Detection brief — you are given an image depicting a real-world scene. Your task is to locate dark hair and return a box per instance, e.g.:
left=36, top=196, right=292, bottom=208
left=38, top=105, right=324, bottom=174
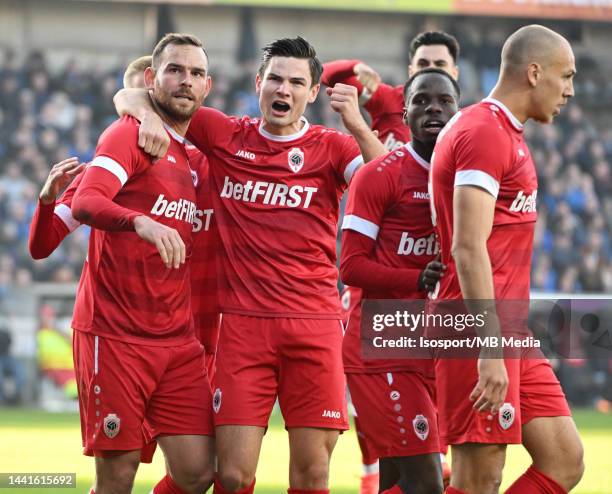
left=403, top=68, right=461, bottom=101
left=258, top=36, right=323, bottom=86
left=152, top=33, right=208, bottom=70
left=409, top=31, right=460, bottom=64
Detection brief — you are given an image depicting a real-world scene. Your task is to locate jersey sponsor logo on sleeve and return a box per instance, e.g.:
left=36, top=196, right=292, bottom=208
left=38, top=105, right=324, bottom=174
left=220, top=176, right=318, bottom=209
left=397, top=232, right=439, bottom=256
left=150, top=194, right=197, bottom=224
left=235, top=149, right=256, bottom=160
left=382, top=132, right=405, bottom=151
left=509, top=190, right=537, bottom=213
left=412, top=414, right=429, bottom=441
left=192, top=208, right=214, bottom=233
left=288, top=147, right=305, bottom=173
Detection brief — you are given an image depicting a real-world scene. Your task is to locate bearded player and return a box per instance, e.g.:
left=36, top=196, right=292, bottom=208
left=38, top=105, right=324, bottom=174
left=115, top=36, right=385, bottom=494
left=429, top=25, right=583, bottom=494
left=70, top=34, right=215, bottom=494
left=341, top=69, right=458, bottom=494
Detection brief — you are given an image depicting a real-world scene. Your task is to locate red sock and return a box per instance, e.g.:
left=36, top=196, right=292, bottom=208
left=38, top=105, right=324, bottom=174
left=445, top=488, right=468, bottom=494
left=89, top=490, right=95, bottom=494
left=213, top=476, right=255, bottom=494
left=380, top=485, right=403, bottom=494
left=153, top=474, right=189, bottom=494
left=505, top=465, right=567, bottom=494
left=287, top=490, right=329, bottom=494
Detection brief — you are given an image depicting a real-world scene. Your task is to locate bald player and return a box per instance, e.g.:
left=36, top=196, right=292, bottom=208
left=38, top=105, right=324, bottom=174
left=429, top=25, right=584, bottom=494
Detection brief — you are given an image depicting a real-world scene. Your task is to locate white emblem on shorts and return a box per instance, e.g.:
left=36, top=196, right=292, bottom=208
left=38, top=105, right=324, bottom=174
left=412, top=414, right=429, bottom=441
left=288, top=148, right=304, bottom=173
left=213, top=388, right=222, bottom=414
left=103, top=413, right=121, bottom=438
left=390, top=390, right=400, bottom=401
left=94, top=385, right=101, bottom=394
left=498, top=403, right=515, bottom=430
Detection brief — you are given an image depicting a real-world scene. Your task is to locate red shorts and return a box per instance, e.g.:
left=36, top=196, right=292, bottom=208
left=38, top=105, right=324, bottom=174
left=213, top=314, right=348, bottom=430
left=435, top=350, right=571, bottom=446
left=74, top=331, right=214, bottom=456
left=347, top=371, right=441, bottom=458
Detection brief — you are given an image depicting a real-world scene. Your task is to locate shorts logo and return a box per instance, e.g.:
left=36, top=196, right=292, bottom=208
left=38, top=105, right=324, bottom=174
left=103, top=413, right=121, bottom=438
left=412, top=414, right=429, bottom=441
left=213, top=388, right=222, bottom=414
left=322, top=409, right=341, bottom=419
left=499, top=403, right=515, bottom=430
left=288, top=148, right=304, bottom=173
left=390, top=391, right=400, bottom=401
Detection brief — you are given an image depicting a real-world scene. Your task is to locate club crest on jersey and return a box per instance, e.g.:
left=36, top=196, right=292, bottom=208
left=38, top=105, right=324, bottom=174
left=288, top=148, right=304, bottom=173
left=213, top=388, right=222, bottom=413
left=499, top=403, right=515, bottom=430
left=103, top=413, right=121, bottom=438
left=412, top=414, right=429, bottom=441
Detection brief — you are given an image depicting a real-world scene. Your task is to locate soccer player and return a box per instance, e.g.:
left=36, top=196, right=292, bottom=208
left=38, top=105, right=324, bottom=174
left=429, top=25, right=584, bottom=494
left=28, top=56, right=220, bottom=382
left=322, top=31, right=459, bottom=151
left=341, top=68, right=459, bottom=494
left=114, top=36, right=385, bottom=494
left=70, top=34, right=215, bottom=494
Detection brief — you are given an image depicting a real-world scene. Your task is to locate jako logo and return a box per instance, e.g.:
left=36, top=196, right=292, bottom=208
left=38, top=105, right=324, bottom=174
left=413, top=191, right=430, bottom=200
left=235, top=149, right=256, bottom=160
left=150, top=194, right=196, bottom=224
left=322, top=410, right=341, bottom=419
left=509, top=190, right=537, bottom=213
left=397, top=232, right=438, bottom=256
left=220, top=176, right=318, bottom=209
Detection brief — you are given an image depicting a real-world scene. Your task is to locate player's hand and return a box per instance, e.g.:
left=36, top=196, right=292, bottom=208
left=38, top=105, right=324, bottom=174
left=418, top=258, right=446, bottom=292
left=133, top=215, right=185, bottom=269
left=470, top=357, right=508, bottom=414
left=327, top=84, right=364, bottom=132
left=354, top=62, right=381, bottom=94
left=138, top=112, right=169, bottom=160
left=39, top=157, right=86, bottom=205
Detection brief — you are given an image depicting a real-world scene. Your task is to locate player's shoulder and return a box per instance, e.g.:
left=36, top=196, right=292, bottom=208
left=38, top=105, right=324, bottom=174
left=453, top=102, right=513, bottom=145
left=354, top=147, right=403, bottom=182
left=98, top=115, right=140, bottom=145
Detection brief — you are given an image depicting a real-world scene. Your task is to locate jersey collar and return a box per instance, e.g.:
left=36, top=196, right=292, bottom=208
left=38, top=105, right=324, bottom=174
left=258, top=117, right=310, bottom=142
left=406, top=142, right=430, bottom=171
left=163, top=122, right=194, bottom=146
left=482, top=97, right=524, bottom=132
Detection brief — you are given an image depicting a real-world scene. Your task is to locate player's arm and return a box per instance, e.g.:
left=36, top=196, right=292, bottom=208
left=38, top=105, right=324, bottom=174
left=113, top=88, right=169, bottom=159
left=322, top=59, right=365, bottom=92
left=452, top=126, right=511, bottom=414
left=29, top=158, right=85, bottom=259
left=327, top=83, right=386, bottom=162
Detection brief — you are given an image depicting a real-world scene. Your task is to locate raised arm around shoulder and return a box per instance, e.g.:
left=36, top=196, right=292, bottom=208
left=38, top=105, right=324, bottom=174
left=113, top=88, right=153, bottom=120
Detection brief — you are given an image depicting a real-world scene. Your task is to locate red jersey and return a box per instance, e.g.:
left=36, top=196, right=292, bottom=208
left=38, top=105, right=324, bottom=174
left=322, top=60, right=409, bottom=151
left=187, top=107, right=362, bottom=318
left=187, top=146, right=220, bottom=346
left=430, top=98, right=538, bottom=301
left=341, top=144, right=437, bottom=373
left=72, top=117, right=197, bottom=344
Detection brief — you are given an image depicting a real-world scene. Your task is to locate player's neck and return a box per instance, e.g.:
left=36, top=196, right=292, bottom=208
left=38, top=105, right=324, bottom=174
left=488, top=86, right=528, bottom=124
left=411, top=139, right=434, bottom=163
left=261, top=118, right=304, bottom=137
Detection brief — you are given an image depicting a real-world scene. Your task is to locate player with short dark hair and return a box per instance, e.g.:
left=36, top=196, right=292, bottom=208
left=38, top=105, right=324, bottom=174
left=69, top=34, right=215, bottom=494
left=429, top=25, right=584, bottom=494
left=340, top=68, right=458, bottom=494
left=114, top=35, right=385, bottom=494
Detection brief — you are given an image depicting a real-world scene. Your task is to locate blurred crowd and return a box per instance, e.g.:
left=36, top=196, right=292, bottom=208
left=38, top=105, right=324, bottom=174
left=0, top=26, right=610, bottom=300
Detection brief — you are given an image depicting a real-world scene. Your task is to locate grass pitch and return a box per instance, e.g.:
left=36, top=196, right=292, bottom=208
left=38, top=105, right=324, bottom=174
left=1, top=408, right=610, bottom=493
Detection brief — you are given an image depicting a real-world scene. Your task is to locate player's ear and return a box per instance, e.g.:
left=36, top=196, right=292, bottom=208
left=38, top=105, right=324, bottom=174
left=307, top=83, right=320, bottom=104
left=255, top=73, right=262, bottom=95
left=144, top=67, right=155, bottom=90
left=204, top=75, right=212, bottom=99
left=403, top=107, right=409, bottom=125
left=527, top=62, right=541, bottom=88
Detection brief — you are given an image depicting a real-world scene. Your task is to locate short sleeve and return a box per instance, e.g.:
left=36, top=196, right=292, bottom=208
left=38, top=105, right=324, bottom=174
left=341, top=155, right=397, bottom=240
left=187, top=107, right=236, bottom=153
left=453, top=123, right=513, bottom=198
left=90, top=117, right=148, bottom=186
left=363, top=83, right=403, bottom=119
left=328, top=131, right=363, bottom=186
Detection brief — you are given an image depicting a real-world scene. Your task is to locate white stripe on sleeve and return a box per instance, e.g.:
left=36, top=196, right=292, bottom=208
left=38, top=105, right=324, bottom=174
left=454, top=169, right=500, bottom=198
left=344, top=155, right=364, bottom=184
left=54, top=203, right=81, bottom=232
left=341, top=214, right=379, bottom=240
left=90, top=156, right=129, bottom=186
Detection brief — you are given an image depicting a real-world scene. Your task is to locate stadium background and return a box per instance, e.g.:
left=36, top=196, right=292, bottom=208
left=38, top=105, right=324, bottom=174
left=0, top=0, right=611, bottom=492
